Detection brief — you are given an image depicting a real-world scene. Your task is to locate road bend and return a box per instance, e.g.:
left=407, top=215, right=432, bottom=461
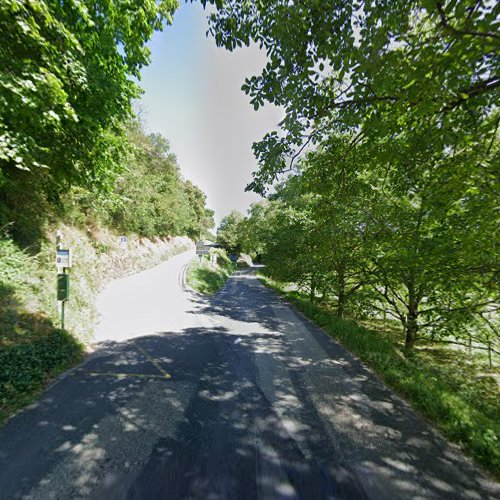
left=0, top=256, right=498, bottom=499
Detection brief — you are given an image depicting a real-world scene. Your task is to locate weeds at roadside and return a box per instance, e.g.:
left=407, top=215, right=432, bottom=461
left=186, top=251, right=236, bottom=295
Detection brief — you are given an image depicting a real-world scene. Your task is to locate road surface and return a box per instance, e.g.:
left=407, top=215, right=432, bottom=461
left=0, top=252, right=498, bottom=499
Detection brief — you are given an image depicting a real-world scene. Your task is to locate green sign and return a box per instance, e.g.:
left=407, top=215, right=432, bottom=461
left=57, top=273, right=70, bottom=301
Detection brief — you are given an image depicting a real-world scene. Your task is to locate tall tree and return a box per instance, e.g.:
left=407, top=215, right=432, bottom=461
left=217, top=210, right=245, bottom=253
left=1, top=0, right=178, bottom=194
left=200, top=0, right=499, bottom=193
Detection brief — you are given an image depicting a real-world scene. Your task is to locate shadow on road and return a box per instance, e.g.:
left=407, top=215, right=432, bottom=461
left=0, top=269, right=498, bottom=499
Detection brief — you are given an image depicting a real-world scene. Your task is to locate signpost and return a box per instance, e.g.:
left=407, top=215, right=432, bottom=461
left=55, top=232, right=71, bottom=329
left=196, top=240, right=209, bottom=265
left=56, top=248, right=71, bottom=268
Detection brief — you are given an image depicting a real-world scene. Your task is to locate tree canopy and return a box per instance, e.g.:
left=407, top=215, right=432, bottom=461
left=203, top=0, right=499, bottom=353
left=200, top=0, right=499, bottom=193
left=1, top=0, right=178, bottom=194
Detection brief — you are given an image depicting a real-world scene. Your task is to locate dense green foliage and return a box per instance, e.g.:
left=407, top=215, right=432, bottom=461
left=202, top=0, right=499, bottom=192
left=216, top=210, right=245, bottom=253
left=98, top=121, right=214, bottom=239
left=186, top=249, right=236, bottom=295
left=0, top=329, right=82, bottom=424
left=205, top=0, right=499, bottom=352
left=1, top=0, right=178, bottom=195
left=261, top=274, right=500, bottom=477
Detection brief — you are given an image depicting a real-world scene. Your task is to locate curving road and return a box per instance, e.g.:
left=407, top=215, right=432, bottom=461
left=0, top=254, right=498, bottom=499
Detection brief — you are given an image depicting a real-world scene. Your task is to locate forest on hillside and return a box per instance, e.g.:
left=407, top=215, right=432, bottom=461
left=1, top=0, right=213, bottom=246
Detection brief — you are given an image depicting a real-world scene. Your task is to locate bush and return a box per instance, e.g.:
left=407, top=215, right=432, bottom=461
left=211, top=247, right=232, bottom=266
left=186, top=253, right=236, bottom=295
left=0, top=329, right=83, bottom=422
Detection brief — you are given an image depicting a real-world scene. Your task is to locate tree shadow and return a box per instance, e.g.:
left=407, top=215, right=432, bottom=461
left=0, top=273, right=498, bottom=498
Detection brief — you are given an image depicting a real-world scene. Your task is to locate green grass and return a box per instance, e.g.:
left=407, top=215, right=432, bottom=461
left=186, top=253, right=236, bottom=295
left=259, top=273, right=500, bottom=479
left=0, top=237, right=84, bottom=424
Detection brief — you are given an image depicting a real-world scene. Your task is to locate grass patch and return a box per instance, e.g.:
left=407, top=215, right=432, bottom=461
left=259, top=273, right=500, bottom=479
left=0, top=236, right=84, bottom=425
left=186, top=251, right=236, bottom=295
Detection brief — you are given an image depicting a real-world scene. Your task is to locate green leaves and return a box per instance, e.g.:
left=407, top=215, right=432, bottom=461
left=0, top=0, right=178, bottom=195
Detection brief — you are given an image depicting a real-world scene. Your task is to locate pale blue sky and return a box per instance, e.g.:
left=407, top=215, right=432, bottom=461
left=138, top=2, right=283, bottom=226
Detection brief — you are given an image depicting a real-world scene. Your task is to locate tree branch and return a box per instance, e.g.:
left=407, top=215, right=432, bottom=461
left=436, top=2, right=500, bottom=40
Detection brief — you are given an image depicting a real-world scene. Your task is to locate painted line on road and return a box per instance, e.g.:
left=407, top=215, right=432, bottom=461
left=88, top=371, right=171, bottom=380
left=134, top=345, right=172, bottom=379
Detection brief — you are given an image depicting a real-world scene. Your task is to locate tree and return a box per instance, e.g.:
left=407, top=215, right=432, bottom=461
left=1, top=0, right=178, bottom=194
left=184, top=181, right=215, bottom=239
left=105, top=121, right=211, bottom=239
left=217, top=210, right=245, bottom=253
left=200, top=0, right=499, bottom=193
left=198, top=0, right=499, bottom=351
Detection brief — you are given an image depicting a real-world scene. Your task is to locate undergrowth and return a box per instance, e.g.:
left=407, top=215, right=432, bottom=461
left=186, top=249, right=236, bottom=295
left=259, top=274, right=500, bottom=479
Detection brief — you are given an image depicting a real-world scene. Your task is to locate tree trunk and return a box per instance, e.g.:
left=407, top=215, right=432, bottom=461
left=337, top=265, right=346, bottom=318
left=404, top=280, right=419, bottom=350
left=405, top=318, right=418, bottom=349
left=309, top=276, right=316, bottom=304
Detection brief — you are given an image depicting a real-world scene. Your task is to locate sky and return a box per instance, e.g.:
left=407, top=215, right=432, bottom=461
left=138, top=3, right=283, bottom=227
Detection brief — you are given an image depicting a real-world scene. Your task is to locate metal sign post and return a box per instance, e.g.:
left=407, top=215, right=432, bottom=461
left=57, top=272, right=70, bottom=329
left=196, top=240, right=209, bottom=266
left=56, top=231, right=71, bottom=329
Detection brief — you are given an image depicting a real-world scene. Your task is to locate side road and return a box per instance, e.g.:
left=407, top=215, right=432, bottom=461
left=0, top=267, right=497, bottom=499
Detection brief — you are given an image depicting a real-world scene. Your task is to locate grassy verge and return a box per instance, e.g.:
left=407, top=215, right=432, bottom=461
left=259, top=273, right=500, bottom=478
left=0, top=237, right=84, bottom=424
left=186, top=250, right=236, bottom=295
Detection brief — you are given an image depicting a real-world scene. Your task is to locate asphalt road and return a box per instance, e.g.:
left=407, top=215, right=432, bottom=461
left=0, top=259, right=498, bottom=499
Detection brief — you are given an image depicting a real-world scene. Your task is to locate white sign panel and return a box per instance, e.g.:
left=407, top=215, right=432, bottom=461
left=56, top=249, right=71, bottom=268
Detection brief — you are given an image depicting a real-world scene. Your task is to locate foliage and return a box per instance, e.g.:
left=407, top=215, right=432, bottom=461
left=0, top=329, right=83, bottom=424
left=0, top=234, right=85, bottom=423
left=0, top=235, right=37, bottom=301
left=105, top=121, right=213, bottom=239
left=202, top=0, right=499, bottom=352
left=186, top=250, right=236, bottom=295
left=260, top=274, right=500, bottom=477
left=0, top=0, right=178, bottom=195
left=201, top=0, right=499, bottom=193
left=223, top=140, right=499, bottom=355
left=216, top=209, right=245, bottom=253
